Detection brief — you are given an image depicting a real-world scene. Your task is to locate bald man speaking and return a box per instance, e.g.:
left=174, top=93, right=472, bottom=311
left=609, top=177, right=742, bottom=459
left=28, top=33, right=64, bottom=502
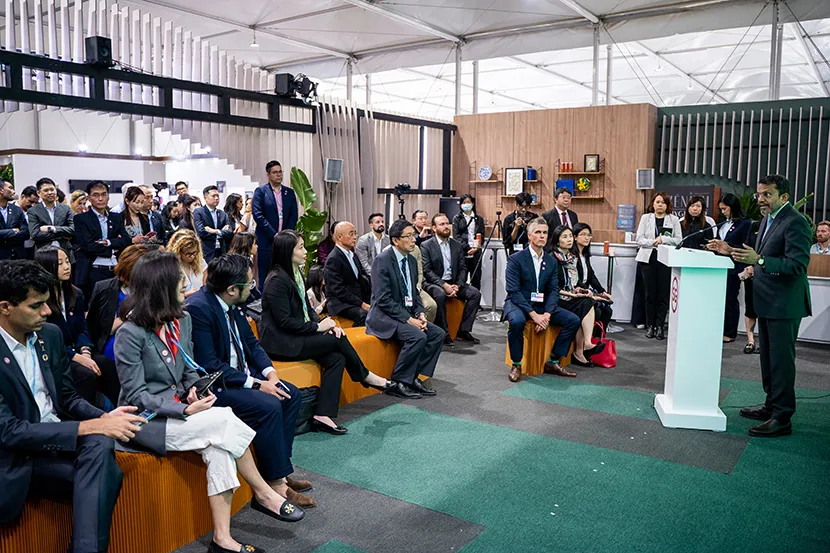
left=324, top=221, right=373, bottom=326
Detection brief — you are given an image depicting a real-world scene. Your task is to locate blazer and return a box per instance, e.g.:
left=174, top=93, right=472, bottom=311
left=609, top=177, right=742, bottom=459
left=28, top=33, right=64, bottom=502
left=451, top=212, right=485, bottom=248
left=252, top=183, right=299, bottom=247
left=324, top=245, right=371, bottom=316
left=366, top=247, right=424, bottom=340
left=148, top=210, right=166, bottom=244
left=635, top=213, right=683, bottom=263
left=0, top=202, right=29, bottom=260
left=259, top=269, right=320, bottom=358
left=73, top=209, right=130, bottom=287
left=574, top=250, right=606, bottom=294
left=504, top=247, right=560, bottom=316
left=47, top=290, right=94, bottom=362
left=355, top=231, right=391, bottom=276
left=715, top=218, right=753, bottom=274
left=87, top=277, right=122, bottom=354
left=185, top=287, right=273, bottom=388
left=194, top=206, right=233, bottom=261
left=27, top=202, right=75, bottom=262
left=421, top=236, right=468, bottom=287
left=680, top=219, right=713, bottom=251
left=0, top=323, right=104, bottom=522
left=752, top=203, right=812, bottom=320
left=114, top=313, right=200, bottom=456
left=542, top=208, right=578, bottom=250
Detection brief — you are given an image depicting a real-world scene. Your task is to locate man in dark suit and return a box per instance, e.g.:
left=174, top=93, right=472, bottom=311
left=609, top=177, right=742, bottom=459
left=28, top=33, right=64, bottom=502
left=543, top=187, right=578, bottom=250
left=0, top=260, right=145, bottom=553
left=253, top=160, right=299, bottom=281
left=710, top=175, right=812, bottom=438
left=325, top=221, right=372, bottom=327
left=186, top=254, right=315, bottom=508
left=74, top=181, right=132, bottom=301
left=366, top=219, right=445, bottom=399
left=139, top=185, right=166, bottom=244
left=27, top=177, right=75, bottom=261
left=194, top=185, right=234, bottom=263
left=421, top=213, right=481, bottom=345
left=503, top=217, right=581, bottom=382
left=0, top=179, right=28, bottom=260
left=16, top=186, right=40, bottom=260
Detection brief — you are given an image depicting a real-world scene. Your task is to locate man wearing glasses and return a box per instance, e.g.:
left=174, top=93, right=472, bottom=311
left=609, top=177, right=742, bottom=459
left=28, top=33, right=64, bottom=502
left=366, top=219, right=445, bottom=399
left=708, top=175, right=812, bottom=438
left=502, top=192, right=537, bottom=256
left=185, top=254, right=316, bottom=508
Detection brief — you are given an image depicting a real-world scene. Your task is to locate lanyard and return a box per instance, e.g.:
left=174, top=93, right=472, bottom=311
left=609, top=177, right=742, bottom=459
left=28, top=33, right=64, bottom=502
left=166, top=322, right=208, bottom=375
left=226, top=311, right=247, bottom=370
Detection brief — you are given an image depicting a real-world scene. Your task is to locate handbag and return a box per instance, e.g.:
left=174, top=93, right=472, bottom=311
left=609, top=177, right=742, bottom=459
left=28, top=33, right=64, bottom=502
left=590, top=322, right=617, bottom=368
left=294, top=386, right=320, bottom=435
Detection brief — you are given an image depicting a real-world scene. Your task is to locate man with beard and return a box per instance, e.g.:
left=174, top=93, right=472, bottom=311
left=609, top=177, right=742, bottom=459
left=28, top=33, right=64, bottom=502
left=355, top=212, right=390, bottom=276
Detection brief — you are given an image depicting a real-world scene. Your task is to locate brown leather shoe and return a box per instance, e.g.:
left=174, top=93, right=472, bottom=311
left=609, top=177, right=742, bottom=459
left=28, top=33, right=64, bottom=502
left=286, top=487, right=317, bottom=509
left=285, top=476, right=312, bottom=493
left=544, top=361, right=576, bottom=377
left=509, top=363, right=521, bottom=382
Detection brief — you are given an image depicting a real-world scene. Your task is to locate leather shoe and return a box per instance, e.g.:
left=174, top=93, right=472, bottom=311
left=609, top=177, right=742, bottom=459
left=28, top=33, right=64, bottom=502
left=285, top=476, right=312, bottom=493
left=570, top=356, right=595, bottom=368
left=656, top=326, right=665, bottom=340
left=544, top=361, right=576, bottom=377
left=384, top=381, right=422, bottom=399
left=443, top=335, right=455, bottom=347
left=456, top=331, right=480, bottom=344
left=509, top=363, right=521, bottom=382
left=207, top=540, right=265, bottom=553
left=748, top=418, right=792, bottom=437
left=739, top=405, right=773, bottom=421
left=361, top=379, right=395, bottom=393
left=645, top=326, right=655, bottom=339
left=286, top=487, right=317, bottom=509
left=584, top=342, right=606, bottom=358
left=410, top=378, right=437, bottom=396
left=250, top=496, right=305, bottom=522
left=310, top=419, right=348, bottom=435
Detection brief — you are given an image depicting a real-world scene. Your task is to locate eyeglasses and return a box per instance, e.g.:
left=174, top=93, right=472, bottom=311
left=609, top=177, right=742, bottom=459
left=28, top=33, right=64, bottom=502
left=578, top=233, right=593, bottom=238
left=234, top=279, right=257, bottom=288
left=399, top=232, right=416, bottom=239
left=753, top=192, right=777, bottom=200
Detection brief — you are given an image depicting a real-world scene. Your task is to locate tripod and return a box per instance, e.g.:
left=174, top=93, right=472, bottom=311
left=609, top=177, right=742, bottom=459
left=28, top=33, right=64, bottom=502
left=396, top=193, right=407, bottom=220
left=476, top=210, right=504, bottom=322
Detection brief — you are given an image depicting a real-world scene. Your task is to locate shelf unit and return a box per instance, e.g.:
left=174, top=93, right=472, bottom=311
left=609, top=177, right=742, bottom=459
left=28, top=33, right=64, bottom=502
left=498, top=167, right=545, bottom=210
left=555, top=158, right=606, bottom=200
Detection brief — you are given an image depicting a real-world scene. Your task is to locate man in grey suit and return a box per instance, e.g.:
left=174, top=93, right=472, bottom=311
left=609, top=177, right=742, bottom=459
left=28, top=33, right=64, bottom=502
left=355, top=212, right=390, bottom=276
left=710, top=175, right=812, bottom=438
left=26, top=177, right=75, bottom=262
left=366, top=219, right=445, bottom=399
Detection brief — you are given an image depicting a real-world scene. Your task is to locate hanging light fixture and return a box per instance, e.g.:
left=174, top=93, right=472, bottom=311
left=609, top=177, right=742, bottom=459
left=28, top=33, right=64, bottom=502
left=250, top=30, right=259, bottom=48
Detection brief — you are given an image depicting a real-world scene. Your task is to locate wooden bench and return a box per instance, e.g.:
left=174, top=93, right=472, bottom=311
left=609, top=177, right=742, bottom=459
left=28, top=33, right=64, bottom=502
left=0, top=452, right=253, bottom=553
left=445, top=297, right=464, bottom=340
left=503, top=321, right=572, bottom=376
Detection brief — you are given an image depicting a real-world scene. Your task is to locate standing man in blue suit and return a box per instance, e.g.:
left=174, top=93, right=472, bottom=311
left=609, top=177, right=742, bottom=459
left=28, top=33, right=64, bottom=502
left=195, top=185, right=234, bottom=263
left=503, top=217, right=580, bottom=383
left=0, top=179, right=28, bottom=260
left=252, top=161, right=298, bottom=281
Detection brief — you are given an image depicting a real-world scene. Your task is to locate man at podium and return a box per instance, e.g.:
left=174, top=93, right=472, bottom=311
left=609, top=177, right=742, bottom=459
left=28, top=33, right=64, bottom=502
left=709, top=175, right=812, bottom=438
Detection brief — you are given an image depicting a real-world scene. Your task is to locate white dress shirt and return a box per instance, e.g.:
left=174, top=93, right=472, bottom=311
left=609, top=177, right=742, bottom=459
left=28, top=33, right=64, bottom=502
left=373, top=235, right=384, bottom=256
left=214, top=294, right=275, bottom=387
left=529, top=247, right=544, bottom=291
left=45, top=204, right=60, bottom=247
left=92, top=209, right=117, bottom=267
left=0, top=203, right=9, bottom=224
left=0, top=325, right=60, bottom=422
left=555, top=208, right=572, bottom=229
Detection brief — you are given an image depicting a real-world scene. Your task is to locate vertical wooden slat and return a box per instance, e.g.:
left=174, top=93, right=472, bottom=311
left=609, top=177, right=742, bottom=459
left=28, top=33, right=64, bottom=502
left=675, top=114, right=683, bottom=173
left=191, top=36, right=203, bottom=145
left=684, top=113, right=691, bottom=174
left=218, top=50, right=227, bottom=161
left=20, top=0, right=34, bottom=111
left=737, top=111, right=745, bottom=182
left=181, top=30, right=192, bottom=139
left=5, top=0, right=18, bottom=111
left=756, top=110, right=764, bottom=185
left=71, top=0, right=84, bottom=99
left=728, top=111, right=736, bottom=179
left=776, top=108, right=783, bottom=175
left=119, top=7, right=130, bottom=103
left=97, top=0, right=106, bottom=35
left=794, top=108, right=803, bottom=199
left=702, top=112, right=709, bottom=175
left=59, top=0, right=71, bottom=97
left=720, top=112, right=727, bottom=177
left=813, top=106, right=823, bottom=221
left=745, top=111, right=754, bottom=184
left=141, top=13, right=151, bottom=119
left=33, top=0, right=47, bottom=101
left=767, top=108, right=774, bottom=175
left=667, top=114, right=674, bottom=174
left=108, top=3, right=119, bottom=100
left=47, top=0, right=60, bottom=101
left=209, top=45, right=219, bottom=153
left=87, top=0, right=97, bottom=36
left=150, top=16, right=161, bottom=128
left=693, top=113, right=700, bottom=174
left=785, top=108, right=793, bottom=180
left=161, top=20, right=172, bottom=132
left=711, top=112, right=717, bottom=176
left=131, top=9, right=141, bottom=110
left=171, top=26, right=182, bottom=134
left=658, top=115, right=666, bottom=173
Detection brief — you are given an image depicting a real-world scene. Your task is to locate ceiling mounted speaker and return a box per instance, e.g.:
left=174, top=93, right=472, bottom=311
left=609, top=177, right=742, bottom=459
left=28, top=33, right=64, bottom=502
left=324, top=158, right=343, bottom=183
left=636, top=168, right=655, bottom=190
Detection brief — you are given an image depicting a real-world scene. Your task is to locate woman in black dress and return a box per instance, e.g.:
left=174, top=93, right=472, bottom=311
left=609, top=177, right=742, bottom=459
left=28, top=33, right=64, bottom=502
left=572, top=223, right=614, bottom=334
left=681, top=195, right=714, bottom=250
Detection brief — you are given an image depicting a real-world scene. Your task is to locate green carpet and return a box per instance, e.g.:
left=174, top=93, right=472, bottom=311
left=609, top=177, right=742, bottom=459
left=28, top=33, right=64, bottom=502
left=311, top=540, right=367, bottom=553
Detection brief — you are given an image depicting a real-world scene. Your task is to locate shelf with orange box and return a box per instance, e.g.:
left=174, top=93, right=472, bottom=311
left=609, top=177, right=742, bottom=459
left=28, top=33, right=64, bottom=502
left=554, top=158, right=605, bottom=200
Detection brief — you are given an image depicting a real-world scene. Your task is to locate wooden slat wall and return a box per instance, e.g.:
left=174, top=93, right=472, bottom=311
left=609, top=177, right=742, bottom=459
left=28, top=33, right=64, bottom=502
left=453, top=104, right=658, bottom=243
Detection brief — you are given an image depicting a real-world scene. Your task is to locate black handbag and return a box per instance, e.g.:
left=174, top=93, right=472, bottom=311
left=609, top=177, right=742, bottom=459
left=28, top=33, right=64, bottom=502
left=294, top=386, right=319, bottom=435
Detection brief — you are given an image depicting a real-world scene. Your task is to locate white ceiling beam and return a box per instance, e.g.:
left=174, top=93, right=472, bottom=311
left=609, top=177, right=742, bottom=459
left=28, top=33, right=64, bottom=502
left=553, top=0, right=599, bottom=24
left=508, top=55, right=629, bottom=104
left=787, top=23, right=829, bottom=96
left=340, top=0, right=461, bottom=43
left=634, top=41, right=729, bottom=103
left=402, top=68, right=544, bottom=110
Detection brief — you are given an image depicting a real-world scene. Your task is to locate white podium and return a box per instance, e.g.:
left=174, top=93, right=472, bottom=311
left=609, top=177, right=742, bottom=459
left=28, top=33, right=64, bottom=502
left=654, top=245, right=734, bottom=432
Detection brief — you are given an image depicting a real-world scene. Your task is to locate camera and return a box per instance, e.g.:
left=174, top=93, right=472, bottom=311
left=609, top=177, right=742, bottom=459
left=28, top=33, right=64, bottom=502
left=152, top=182, right=167, bottom=193
left=393, top=183, right=411, bottom=198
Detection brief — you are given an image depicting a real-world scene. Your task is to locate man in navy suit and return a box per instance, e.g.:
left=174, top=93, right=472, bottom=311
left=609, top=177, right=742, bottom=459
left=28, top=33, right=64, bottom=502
left=185, top=254, right=315, bottom=507
left=139, top=185, right=166, bottom=244
left=252, top=160, right=299, bottom=280
left=503, top=217, right=580, bottom=382
left=0, top=179, right=28, bottom=260
left=194, top=184, right=234, bottom=263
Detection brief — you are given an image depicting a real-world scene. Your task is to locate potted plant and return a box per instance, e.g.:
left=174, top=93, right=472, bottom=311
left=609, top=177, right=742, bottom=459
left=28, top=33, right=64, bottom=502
left=291, top=166, right=328, bottom=271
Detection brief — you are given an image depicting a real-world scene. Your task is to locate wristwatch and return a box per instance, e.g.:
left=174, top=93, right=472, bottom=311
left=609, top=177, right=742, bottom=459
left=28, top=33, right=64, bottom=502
left=252, top=381, right=261, bottom=390
left=757, top=256, right=765, bottom=267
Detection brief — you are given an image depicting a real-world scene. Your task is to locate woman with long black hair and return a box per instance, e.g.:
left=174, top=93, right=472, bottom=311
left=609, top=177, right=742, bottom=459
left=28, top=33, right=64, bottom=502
left=681, top=195, right=714, bottom=250
left=122, top=186, right=151, bottom=242
left=223, top=193, right=244, bottom=233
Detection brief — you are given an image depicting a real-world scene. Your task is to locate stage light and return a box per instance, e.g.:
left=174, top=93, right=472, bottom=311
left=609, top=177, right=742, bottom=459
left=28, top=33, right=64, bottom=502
left=78, top=144, right=88, bottom=152
left=135, top=147, right=144, bottom=156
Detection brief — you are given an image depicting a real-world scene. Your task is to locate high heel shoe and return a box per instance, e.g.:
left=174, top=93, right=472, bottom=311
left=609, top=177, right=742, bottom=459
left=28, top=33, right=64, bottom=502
left=310, top=418, right=348, bottom=435
left=361, top=379, right=395, bottom=393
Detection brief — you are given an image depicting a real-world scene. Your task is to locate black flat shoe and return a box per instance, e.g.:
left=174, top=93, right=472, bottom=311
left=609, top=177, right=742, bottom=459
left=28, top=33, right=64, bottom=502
left=384, top=381, right=422, bottom=399
left=410, top=378, right=437, bottom=396
left=656, top=326, right=665, bottom=340
left=570, top=357, right=595, bottom=368
left=310, top=419, right=348, bottom=435
left=457, top=331, right=480, bottom=344
left=584, top=342, right=606, bottom=358
left=207, top=540, right=266, bottom=553
left=743, top=342, right=755, bottom=354
left=645, top=326, right=655, bottom=339
left=361, top=379, right=395, bottom=392
left=443, top=335, right=455, bottom=347
left=748, top=419, right=792, bottom=438
left=250, top=496, right=305, bottom=522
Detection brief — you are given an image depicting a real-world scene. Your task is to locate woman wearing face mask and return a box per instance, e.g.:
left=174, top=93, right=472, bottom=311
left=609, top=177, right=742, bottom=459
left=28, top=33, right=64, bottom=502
left=680, top=196, right=714, bottom=250
left=451, top=194, right=485, bottom=289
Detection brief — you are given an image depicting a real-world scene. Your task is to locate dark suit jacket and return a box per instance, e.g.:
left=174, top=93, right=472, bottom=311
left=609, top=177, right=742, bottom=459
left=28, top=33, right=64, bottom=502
left=47, top=290, right=94, bottom=362
left=186, top=287, right=273, bottom=388
left=87, top=277, right=122, bottom=354
left=574, top=250, right=606, bottom=294
left=366, top=247, right=424, bottom=340
left=717, top=218, right=753, bottom=274
left=73, top=209, right=130, bottom=287
left=0, top=202, right=29, bottom=260
left=504, top=247, right=560, bottom=316
left=148, top=210, right=166, bottom=244
left=752, top=203, right=812, bottom=320
left=681, top=219, right=713, bottom=251
left=0, top=322, right=104, bottom=522
left=451, top=212, right=485, bottom=248
left=252, top=184, right=299, bottom=248
left=542, top=208, right=578, bottom=251
left=259, top=269, right=320, bottom=358
left=421, top=236, right=468, bottom=287
left=324, top=246, right=371, bottom=316
left=27, top=202, right=75, bottom=261
left=194, top=206, right=233, bottom=261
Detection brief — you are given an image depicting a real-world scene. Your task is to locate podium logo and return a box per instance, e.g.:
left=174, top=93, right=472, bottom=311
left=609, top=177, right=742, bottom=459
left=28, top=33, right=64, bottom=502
left=671, top=277, right=679, bottom=313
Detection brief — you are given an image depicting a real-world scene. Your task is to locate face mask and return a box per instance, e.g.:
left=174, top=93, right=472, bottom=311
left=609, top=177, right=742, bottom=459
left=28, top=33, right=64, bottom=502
left=461, top=203, right=473, bottom=213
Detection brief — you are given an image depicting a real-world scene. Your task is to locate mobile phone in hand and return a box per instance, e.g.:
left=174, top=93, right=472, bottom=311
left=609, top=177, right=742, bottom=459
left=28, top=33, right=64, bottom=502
left=136, top=409, right=156, bottom=427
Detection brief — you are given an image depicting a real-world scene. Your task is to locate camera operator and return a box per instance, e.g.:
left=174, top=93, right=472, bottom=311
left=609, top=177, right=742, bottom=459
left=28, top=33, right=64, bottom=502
left=503, top=192, right=537, bottom=256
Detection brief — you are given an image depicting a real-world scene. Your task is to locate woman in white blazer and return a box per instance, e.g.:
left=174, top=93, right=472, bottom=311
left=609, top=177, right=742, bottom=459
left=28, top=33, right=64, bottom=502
left=636, top=192, right=683, bottom=340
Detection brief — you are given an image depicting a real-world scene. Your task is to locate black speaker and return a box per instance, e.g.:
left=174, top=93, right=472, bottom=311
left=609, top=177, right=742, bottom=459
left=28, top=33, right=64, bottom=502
left=85, top=36, right=113, bottom=67
left=275, top=73, right=295, bottom=96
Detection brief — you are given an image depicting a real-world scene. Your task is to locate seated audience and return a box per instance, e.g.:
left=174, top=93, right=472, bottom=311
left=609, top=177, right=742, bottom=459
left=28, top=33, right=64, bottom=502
left=195, top=185, right=234, bottom=263
left=355, top=212, right=390, bottom=276
left=452, top=194, right=485, bottom=289
left=503, top=218, right=581, bottom=382
left=502, top=191, right=537, bottom=256
left=229, top=232, right=261, bottom=298
left=543, top=187, right=578, bottom=249
left=572, top=223, right=614, bottom=333
left=175, top=180, right=189, bottom=197
left=186, top=254, right=315, bottom=509
left=366, top=219, right=445, bottom=399
left=0, top=178, right=29, bottom=260
left=421, top=213, right=481, bottom=345
left=306, top=265, right=327, bottom=315
left=680, top=195, right=714, bottom=250
left=224, top=193, right=244, bottom=233
left=69, top=190, right=89, bottom=215
left=811, top=220, right=829, bottom=254
left=139, top=185, right=166, bottom=244
left=412, top=209, right=433, bottom=246
left=316, top=220, right=337, bottom=266
left=178, top=193, right=202, bottom=231
left=324, top=221, right=372, bottom=327
left=259, top=230, right=392, bottom=435
left=114, top=251, right=304, bottom=553
left=0, top=260, right=144, bottom=553
left=168, top=229, right=207, bottom=298
left=27, top=177, right=75, bottom=261
left=413, top=243, right=438, bottom=323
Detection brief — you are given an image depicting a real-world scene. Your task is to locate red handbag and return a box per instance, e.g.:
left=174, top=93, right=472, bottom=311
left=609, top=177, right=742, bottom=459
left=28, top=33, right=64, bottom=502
left=590, top=322, right=617, bottom=368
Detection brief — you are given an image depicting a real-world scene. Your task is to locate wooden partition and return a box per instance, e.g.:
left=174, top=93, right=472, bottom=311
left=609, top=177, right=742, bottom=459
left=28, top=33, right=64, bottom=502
left=453, top=104, right=658, bottom=243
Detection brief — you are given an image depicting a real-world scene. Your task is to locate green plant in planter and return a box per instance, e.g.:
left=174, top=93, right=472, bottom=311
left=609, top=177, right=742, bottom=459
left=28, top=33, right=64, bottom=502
left=291, top=166, right=328, bottom=271
left=739, top=189, right=761, bottom=221
left=793, top=193, right=817, bottom=240
left=0, top=163, right=13, bottom=185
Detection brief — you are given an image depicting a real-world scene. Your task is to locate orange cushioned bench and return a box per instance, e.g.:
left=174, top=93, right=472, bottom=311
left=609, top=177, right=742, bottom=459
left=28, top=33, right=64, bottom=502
left=0, top=452, right=253, bottom=553
left=503, top=321, right=572, bottom=376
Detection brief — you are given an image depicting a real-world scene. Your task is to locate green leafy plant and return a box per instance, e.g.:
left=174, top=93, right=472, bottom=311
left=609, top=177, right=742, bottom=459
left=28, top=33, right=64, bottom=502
left=793, top=193, right=817, bottom=240
left=0, top=163, right=13, bottom=185
left=739, top=189, right=761, bottom=221
left=291, top=166, right=328, bottom=271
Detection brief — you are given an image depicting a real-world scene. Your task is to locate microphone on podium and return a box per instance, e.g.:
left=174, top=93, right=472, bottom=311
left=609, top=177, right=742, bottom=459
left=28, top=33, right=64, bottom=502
left=675, top=220, right=726, bottom=250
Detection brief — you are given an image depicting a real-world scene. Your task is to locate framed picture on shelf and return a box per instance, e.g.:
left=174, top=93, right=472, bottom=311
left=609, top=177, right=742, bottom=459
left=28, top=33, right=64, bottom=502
left=584, top=154, right=600, bottom=172
left=505, top=167, right=524, bottom=196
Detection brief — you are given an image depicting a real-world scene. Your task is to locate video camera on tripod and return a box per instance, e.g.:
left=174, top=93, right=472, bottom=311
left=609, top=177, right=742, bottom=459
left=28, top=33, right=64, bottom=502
left=394, top=183, right=411, bottom=219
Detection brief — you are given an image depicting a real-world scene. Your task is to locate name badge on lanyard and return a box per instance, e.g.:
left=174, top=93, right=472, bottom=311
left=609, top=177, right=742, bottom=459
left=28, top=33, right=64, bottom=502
left=405, top=296, right=413, bottom=307
left=531, top=292, right=545, bottom=303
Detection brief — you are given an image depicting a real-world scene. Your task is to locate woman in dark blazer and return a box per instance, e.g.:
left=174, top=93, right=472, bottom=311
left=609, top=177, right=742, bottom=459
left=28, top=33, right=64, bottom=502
left=451, top=194, right=486, bottom=289
left=707, top=193, right=752, bottom=342
left=572, top=223, right=614, bottom=333
left=681, top=195, right=714, bottom=250
left=259, top=230, right=392, bottom=435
